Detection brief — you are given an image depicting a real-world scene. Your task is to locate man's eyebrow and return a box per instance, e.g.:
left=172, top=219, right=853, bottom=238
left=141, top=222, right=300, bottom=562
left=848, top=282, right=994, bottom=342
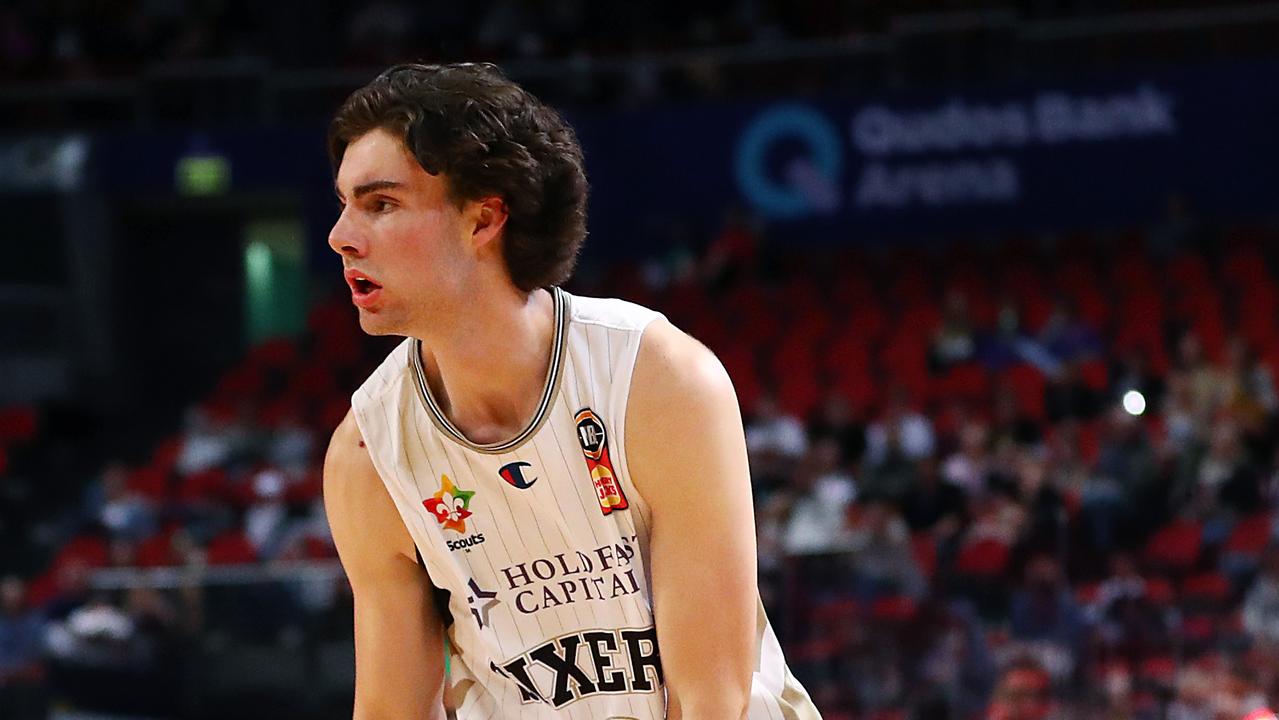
left=335, top=179, right=405, bottom=200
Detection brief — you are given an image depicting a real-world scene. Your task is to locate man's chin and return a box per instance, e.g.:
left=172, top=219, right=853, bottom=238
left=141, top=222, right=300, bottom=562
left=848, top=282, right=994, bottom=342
left=356, top=311, right=397, bottom=336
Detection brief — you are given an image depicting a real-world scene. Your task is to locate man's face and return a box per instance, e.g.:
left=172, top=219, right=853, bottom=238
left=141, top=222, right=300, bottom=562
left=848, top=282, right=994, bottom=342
left=329, top=127, right=471, bottom=336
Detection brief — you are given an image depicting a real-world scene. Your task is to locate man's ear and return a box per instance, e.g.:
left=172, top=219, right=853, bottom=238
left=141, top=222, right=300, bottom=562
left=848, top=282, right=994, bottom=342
left=471, top=196, right=509, bottom=252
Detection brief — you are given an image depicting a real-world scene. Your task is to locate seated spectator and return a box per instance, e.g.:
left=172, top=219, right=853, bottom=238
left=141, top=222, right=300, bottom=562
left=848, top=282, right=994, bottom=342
left=746, top=393, right=808, bottom=491
left=845, top=499, right=925, bottom=601
left=991, top=385, right=1043, bottom=449
left=929, top=289, right=976, bottom=371
left=1243, top=549, right=1279, bottom=648
left=1037, top=298, right=1102, bottom=367
left=93, top=464, right=157, bottom=543
left=1163, top=370, right=1208, bottom=455
left=901, top=456, right=967, bottom=539
left=268, top=413, right=317, bottom=474
left=1224, top=336, right=1279, bottom=434
left=1012, top=454, right=1068, bottom=558
left=942, top=419, right=992, bottom=498
left=917, top=600, right=996, bottom=719
left=1044, top=361, right=1101, bottom=422
left=807, top=393, right=866, bottom=469
left=175, top=405, right=254, bottom=477
left=1088, top=553, right=1172, bottom=657
left=1173, top=330, right=1229, bottom=416
left=1009, top=555, right=1085, bottom=681
left=0, top=576, right=45, bottom=719
left=780, top=438, right=856, bottom=556
left=865, top=386, right=935, bottom=467
left=987, top=655, right=1055, bottom=720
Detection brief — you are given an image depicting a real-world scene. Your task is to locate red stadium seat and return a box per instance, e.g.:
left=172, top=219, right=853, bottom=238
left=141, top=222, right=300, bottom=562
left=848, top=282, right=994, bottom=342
left=911, top=533, right=938, bottom=580
left=1224, top=511, right=1274, bottom=560
left=1001, top=363, right=1047, bottom=421
left=1144, top=576, right=1176, bottom=605
left=954, top=538, right=1010, bottom=578
left=936, top=362, right=989, bottom=404
left=206, top=531, right=258, bottom=565
left=1144, top=518, right=1203, bottom=574
left=0, top=405, right=38, bottom=444
left=52, top=535, right=110, bottom=572
left=1180, top=572, right=1231, bottom=606
left=136, top=531, right=180, bottom=568
left=870, top=595, right=919, bottom=623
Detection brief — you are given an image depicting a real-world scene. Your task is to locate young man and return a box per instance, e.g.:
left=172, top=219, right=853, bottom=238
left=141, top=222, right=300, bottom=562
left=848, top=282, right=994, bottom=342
left=324, top=63, right=819, bottom=719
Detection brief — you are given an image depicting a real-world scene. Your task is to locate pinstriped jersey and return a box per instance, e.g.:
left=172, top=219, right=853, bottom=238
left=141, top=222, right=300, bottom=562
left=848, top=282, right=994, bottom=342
left=350, top=287, right=820, bottom=720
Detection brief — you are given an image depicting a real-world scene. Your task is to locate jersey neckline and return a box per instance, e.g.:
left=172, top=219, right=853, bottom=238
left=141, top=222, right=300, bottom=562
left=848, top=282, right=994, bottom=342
left=408, top=286, right=569, bottom=455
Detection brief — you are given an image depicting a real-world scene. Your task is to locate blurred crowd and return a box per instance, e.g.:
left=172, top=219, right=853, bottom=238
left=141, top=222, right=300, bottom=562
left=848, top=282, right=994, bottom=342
left=0, top=0, right=1244, bottom=82
left=671, top=206, right=1279, bottom=718
left=5, top=202, right=1279, bottom=718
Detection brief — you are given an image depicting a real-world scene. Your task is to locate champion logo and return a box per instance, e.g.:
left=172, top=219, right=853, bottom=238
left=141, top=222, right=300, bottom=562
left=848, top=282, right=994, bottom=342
left=499, top=461, right=538, bottom=490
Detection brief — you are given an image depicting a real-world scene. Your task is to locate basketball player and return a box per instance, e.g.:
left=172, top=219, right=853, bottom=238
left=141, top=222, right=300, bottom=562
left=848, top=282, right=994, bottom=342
left=323, top=63, right=819, bottom=719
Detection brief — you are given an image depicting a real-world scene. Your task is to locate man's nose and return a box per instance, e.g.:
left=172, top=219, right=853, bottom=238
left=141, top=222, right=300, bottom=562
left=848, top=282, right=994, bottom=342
left=328, top=210, right=366, bottom=257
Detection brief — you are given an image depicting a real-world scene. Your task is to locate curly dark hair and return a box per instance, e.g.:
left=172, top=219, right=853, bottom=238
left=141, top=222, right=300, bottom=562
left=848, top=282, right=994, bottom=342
left=328, top=63, right=588, bottom=292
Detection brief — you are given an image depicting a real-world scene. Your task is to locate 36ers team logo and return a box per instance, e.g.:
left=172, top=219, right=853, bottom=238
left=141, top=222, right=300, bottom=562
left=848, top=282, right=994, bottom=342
left=574, top=408, right=628, bottom=515
left=423, top=474, right=476, bottom=533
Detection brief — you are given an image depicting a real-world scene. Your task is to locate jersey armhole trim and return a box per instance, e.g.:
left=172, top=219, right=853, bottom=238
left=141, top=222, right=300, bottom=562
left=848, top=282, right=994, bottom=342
left=607, top=312, right=663, bottom=524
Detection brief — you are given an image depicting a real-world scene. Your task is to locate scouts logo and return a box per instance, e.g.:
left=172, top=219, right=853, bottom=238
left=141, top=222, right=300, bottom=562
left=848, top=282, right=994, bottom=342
left=499, top=461, right=538, bottom=490
left=423, top=474, right=476, bottom=533
left=574, top=408, right=628, bottom=515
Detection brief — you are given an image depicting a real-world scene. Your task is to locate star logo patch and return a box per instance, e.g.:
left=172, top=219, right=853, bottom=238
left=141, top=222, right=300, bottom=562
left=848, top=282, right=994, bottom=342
left=467, top=578, right=499, bottom=629
left=423, top=474, right=476, bottom=533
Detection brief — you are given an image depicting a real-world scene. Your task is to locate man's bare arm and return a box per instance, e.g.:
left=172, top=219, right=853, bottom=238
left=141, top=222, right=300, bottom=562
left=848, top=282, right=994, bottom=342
left=626, top=319, right=757, bottom=720
left=325, top=409, right=447, bottom=720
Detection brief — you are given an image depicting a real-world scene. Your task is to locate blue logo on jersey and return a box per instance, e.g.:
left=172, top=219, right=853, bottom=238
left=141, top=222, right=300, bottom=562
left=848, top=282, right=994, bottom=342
left=499, top=461, right=538, bottom=490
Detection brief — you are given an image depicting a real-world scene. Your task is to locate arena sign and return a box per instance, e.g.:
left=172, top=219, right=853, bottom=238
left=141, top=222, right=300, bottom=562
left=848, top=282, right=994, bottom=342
left=735, top=85, right=1178, bottom=217
left=87, top=60, right=1279, bottom=253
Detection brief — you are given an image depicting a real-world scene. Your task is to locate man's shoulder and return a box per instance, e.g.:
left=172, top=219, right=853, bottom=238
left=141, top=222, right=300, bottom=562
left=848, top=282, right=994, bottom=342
left=563, top=290, right=663, bottom=333
left=353, top=336, right=418, bottom=404
left=630, top=318, right=737, bottom=416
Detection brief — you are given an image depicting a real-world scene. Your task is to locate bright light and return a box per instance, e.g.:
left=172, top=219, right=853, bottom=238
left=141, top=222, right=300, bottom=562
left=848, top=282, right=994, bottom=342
left=1122, top=390, right=1146, bottom=416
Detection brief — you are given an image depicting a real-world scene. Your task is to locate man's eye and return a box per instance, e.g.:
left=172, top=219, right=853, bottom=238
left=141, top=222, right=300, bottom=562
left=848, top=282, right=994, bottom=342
left=371, top=199, right=392, bottom=212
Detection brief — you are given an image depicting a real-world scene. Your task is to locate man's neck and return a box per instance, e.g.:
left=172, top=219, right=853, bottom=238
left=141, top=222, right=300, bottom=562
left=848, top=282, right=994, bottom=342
left=415, top=285, right=557, bottom=445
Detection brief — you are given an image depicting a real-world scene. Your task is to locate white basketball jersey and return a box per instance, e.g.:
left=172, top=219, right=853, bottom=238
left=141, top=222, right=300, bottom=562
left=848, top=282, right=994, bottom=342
left=351, top=287, right=819, bottom=720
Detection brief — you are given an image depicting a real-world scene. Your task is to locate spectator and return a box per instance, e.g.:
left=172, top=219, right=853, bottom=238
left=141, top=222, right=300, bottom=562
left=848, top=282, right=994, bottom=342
left=176, top=406, right=249, bottom=476
left=1224, top=336, right=1279, bottom=433
left=866, top=387, right=935, bottom=467
left=929, top=289, right=977, bottom=371
left=268, top=413, right=317, bottom=474
left=1009, top=555, right=1085, bottom=681
left=0, top=576, right=45, bottom=720
left=746, top=391, right=803, bottom=470
left=93, top=464, right=157, bottom=542
left=1037, top=298, right=1102, bottom=368
left=1044, top=361, right=1101, bottom=422
left=845, top=499, right=925, bottom=601
left=1088, top=553, right=1172, bottom=659
left=1173, top=330, right=1229, bottom=416
left=781, top=438, right=856, bottom=556
left=1243, top=549, right=1279, bottom=648
left=917, top=600, right=996, bottom=719
left=943, top=419, right=992, bottom=498
left=245, top=468, right=292, bottom=560
left=901, top=456, right=967, bottom=538
left=987, top=656, right=1055, bottom=720
left=991, top=385, right=1043, bottom=450
left=808, top=393, right=867, bottom=468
